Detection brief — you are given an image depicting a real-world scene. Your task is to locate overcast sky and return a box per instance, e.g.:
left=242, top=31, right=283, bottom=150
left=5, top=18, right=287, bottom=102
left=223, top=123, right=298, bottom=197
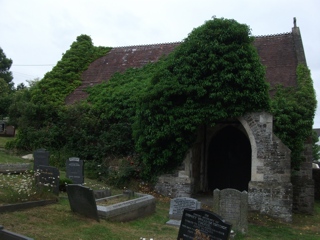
left=1, top=0, right=320, bottom=126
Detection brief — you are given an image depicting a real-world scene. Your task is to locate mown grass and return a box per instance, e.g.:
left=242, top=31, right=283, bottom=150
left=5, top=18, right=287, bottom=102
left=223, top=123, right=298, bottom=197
left=0, top=150, right=28, bottom=164
left=0, top=135, right=12, bottom=148
left=1, top=197, right=320, bottom=240
left=1, top=137, right=320, bottom=239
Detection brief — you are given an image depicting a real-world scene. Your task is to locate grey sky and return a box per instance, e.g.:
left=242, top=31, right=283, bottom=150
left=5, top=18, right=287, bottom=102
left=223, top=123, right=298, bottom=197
left=1, top=0, right=319, bottom=126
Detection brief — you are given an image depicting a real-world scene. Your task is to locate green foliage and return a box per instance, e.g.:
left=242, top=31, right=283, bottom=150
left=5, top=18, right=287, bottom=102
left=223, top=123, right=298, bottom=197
left=7, top=35, right=111, bottom=154
left=59, top=177, right=73, bottom=192
left=271, top=64, right=317, bottom=169
left=0, top=78, right=13, bottom=118
left=134, top=18, right=270, bottom=179
left=0, top=47, right=14, bottom=91
left=107, top=156, right=141, bottom=188
left=30, top=35, right=110, bottom=107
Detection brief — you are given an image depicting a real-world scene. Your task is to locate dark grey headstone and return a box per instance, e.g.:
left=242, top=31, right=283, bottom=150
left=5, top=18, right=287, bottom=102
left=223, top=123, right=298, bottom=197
left=0, top=123, right=4, bottom=132
left=66, top=184, right=99, bottom=222
left=35, top=165, right=60, bottom=195
left=33, top=149, right=49, bottom=171
left=177, top=209, right=232, bottom=240
left=66, top=157, right=84, bottom=184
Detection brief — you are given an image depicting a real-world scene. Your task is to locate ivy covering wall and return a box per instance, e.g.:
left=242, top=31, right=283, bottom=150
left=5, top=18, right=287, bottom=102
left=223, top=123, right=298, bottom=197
left=271, top=64, right=317, bottom=169
left=133, top=18, right=270, bottom=179
left=6, top=18, right=317, bottom=183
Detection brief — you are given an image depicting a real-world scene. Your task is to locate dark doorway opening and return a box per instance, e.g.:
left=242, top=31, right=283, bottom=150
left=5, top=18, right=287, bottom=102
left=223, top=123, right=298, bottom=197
left=207, top=126, right=251, bottom=191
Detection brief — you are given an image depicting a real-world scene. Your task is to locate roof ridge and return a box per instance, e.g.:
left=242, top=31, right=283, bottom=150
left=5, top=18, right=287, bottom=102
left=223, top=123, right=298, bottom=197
left=112, top=33, right=292, bottom=48
left=254, top=32, right=291, bottom=38
left=112, top=41, right=182, bottom=49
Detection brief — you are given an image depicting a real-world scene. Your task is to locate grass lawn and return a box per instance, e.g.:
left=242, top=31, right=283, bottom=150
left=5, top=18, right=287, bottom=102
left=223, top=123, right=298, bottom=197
left=1, top=197, right=319, bottom=239
left=0, top=136, right=12, bottom=148
left=1, top=138, right=320, bottom=239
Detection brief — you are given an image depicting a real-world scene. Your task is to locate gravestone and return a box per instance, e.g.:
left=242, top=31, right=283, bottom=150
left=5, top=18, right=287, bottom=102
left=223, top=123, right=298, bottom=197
left=5, top=125, right=15, bottom=137
left=166, top=197, right=201, bottom=227
left=177, top=209, right=232, bottom=240
left=0, top=122, right=5, bottom=132
left=66, top=157, right=84, bottom=184
left=35, top=165, right=60, bottom=195
left=213, top=188, right=248, bottom=234
left=67, top=184, right=99, bottom=222
left=33, top=149, right=49, bottom=171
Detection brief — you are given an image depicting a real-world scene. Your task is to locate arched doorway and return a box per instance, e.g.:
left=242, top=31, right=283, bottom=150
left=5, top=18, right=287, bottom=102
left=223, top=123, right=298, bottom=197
left=207, top=125, right=251, bottom=191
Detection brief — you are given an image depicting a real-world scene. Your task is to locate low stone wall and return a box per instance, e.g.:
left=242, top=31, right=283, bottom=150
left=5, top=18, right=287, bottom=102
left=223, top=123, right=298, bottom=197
left=248, top=181, right=292, bottom=222
left=154, top=171, right=192, bottom=198
left=313, top=169, right=320, bottom=200
left=0, top=163, right=32, bottom=173
left=0, top=199, right=58, bottom=213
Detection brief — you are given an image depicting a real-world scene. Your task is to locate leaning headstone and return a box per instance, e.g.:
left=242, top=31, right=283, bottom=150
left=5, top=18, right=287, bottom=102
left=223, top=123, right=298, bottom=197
left=67, top=184, right=99, bottom=222
left=166, top=197, right=201, bottom=227
left=177, top=209, right=232, bottom=240
left=66, top=157, right=84, bottom=184
left=213, top=188, right=248, bottom=234
left=35, top=165, right=60, bottom=195
left=33, top=148, right=50, bottom=171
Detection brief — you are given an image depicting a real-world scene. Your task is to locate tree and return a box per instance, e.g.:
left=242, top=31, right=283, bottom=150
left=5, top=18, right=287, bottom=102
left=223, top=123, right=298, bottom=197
left=16, top=83, right=27, bottom=90
left=0, top=47, right=13, bottom=91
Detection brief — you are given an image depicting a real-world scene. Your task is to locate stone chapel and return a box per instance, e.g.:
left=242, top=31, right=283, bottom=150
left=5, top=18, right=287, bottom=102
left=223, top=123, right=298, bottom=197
left=66, top=19, right=315, bottom=222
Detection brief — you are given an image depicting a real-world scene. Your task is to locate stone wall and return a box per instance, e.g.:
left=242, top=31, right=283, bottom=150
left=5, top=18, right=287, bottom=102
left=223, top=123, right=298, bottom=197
left=154, top=171, right=192, bottom=198
left=240, top=112, right=293, bottom=222
left=291, top=138, right=314, bottom=214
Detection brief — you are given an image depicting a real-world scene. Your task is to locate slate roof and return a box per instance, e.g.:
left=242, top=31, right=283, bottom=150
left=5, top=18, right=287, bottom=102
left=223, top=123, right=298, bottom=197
left=65, top=26, right=305, bottom=105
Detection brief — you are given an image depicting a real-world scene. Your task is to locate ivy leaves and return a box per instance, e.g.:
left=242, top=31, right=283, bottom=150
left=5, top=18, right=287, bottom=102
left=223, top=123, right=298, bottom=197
left=134, top=18, right=270, bottom=178
left=271, top=64, right=317, bottom=169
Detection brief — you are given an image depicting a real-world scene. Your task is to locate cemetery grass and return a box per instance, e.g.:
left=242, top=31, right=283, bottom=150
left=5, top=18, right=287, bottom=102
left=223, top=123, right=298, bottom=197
left=0, top=150, right=28, bottom=164
left=0, top=135, right=11, bottom=148
left=0, top=198, right=319, bottom=240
